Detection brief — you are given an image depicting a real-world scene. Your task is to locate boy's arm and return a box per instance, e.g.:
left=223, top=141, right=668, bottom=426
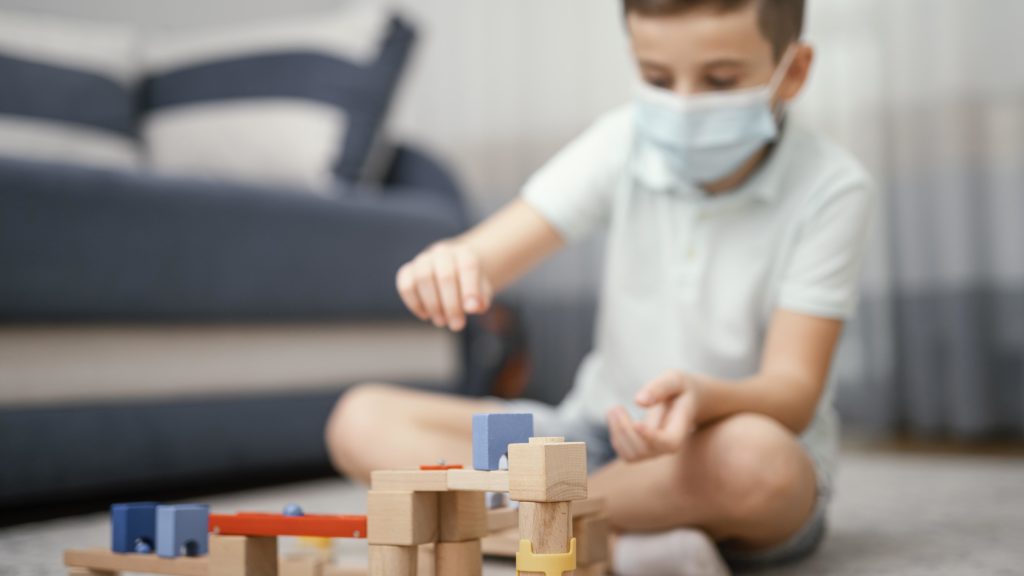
left=396, top=198, right=564, bottom=332
left=609, top=309, right=841, bottom=461
left=684, top=309, right=842, bottom=432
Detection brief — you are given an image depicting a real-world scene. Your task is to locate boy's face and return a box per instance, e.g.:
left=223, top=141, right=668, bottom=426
left=627, top=3, right=812, bottom=103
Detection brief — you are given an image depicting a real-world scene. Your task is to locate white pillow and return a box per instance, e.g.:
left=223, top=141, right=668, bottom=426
left=0, top=10, right=139, bottom=169
left=140, top=3, right=399, bottom=193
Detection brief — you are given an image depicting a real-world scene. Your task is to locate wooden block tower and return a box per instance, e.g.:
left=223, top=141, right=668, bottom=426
left=365, top=414, right=594, bottom=576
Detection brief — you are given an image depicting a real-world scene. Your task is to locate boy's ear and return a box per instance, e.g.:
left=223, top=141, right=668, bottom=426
left=777, top=44, right=814, bottom=103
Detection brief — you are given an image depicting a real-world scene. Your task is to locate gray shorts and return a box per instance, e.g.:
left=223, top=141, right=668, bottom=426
left=501, top=397, right=829, bottom=570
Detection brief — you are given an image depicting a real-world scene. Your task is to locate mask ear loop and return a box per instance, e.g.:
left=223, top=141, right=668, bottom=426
left=768, top=44, right=799, bottom=117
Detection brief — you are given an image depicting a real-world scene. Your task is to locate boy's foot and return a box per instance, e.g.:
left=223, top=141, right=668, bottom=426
left=612, top=528, right=730, bottom=576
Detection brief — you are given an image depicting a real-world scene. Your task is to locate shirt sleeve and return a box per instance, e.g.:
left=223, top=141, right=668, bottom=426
left=521, top=105, right=632, bottom=243
left=777, top=178, right=877, bottom=319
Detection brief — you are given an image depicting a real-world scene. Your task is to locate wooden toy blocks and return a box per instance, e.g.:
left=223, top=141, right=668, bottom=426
left=509, top=438, right=588, bottom=502
left=366, top=491, right=438, bottom=546
left=156, top=505, right=209, bottom=558
left=472, top=413, right=534, bottom=471
left=435, top=539, right=483, bottom=575
left=111, top=502, right=158, bottom=554
left=208, top=535, right=276, bottom=576
left=438, top=491, right=488, bottom=542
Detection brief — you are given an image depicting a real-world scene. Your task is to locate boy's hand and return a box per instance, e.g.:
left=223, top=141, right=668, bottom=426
left=396, top=242, right=494, bottom=332
left=608, top=370, right=702, bottom=462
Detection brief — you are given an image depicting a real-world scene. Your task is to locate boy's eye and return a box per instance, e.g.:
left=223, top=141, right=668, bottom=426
left=705, top=75, right=739, bottom=90
left=645, top=76, right=673, bottom=90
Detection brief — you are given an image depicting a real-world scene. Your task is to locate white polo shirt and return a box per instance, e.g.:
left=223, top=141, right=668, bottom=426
left=521, top=104, right=875, bottom=487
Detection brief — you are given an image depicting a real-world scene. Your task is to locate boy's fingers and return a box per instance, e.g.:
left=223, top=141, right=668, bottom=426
left=396, top=264, right=428, bottom=321
left=636, top=422, right=679, bottom=454
left=432, top=248, right=466, bottom=331
left=607, top=409, right=636, bottom=461
left=662, top=395, right=697, bottom=444
left=636, top=371, right=685, bottom=406
left=413, top=256, right=444, bottom=327
left=644, top=402, right=667, bottom=431
left=613, top=407, right=649, bottom=460
left=455, top=247, right=484, bottom=314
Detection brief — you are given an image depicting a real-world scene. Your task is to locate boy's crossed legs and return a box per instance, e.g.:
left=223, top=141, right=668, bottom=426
left=325, top=383, right=820, bottom=559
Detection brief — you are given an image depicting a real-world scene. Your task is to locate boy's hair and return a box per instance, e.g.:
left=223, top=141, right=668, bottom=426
left=623, top=0, right=804, bottom=60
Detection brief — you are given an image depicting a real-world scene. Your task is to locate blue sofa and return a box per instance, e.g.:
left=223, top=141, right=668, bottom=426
left=0, top=145, right=472, bottom=516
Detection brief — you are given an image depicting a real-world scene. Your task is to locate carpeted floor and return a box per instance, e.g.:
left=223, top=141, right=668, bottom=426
left=2, top=448, right=1022, bottom=576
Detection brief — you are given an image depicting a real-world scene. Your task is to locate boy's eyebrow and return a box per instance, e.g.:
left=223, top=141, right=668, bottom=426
left=702, top=58, right=747, bottom=70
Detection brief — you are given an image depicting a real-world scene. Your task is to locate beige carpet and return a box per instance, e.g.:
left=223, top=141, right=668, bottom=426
left=2, top=448, right=1022, bottom=576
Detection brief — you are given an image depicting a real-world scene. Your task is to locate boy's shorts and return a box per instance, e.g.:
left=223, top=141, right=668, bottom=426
left=502, top=397, right=830, bottom=571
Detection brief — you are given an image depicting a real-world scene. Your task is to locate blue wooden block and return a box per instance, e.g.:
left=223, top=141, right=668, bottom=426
left=111, top=502, right=159, bottom=554
left=156, top=504, right=209, bottom=558
left=472, top=413, right=534, bottom=471
left=283, top=503, right=304, bottom=517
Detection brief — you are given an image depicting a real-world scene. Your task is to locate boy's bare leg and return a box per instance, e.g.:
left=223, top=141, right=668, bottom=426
left=589, top=412, right=818, bottom=550
left=325, top=383, right=504, bottom=484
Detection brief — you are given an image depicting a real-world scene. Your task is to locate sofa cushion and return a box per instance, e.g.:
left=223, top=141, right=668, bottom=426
left=140, top=4, right=415, bottom=192
left=0, top=10, right=139, bottom=169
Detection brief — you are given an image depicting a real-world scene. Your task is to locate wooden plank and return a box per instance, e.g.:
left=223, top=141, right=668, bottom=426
left=486, top=507, right=518, bottom=533
left=573, top=514, right=609, bottom=566
left=480, top=527, right=518, bottom=558
left=64, top=549, right=207, bottom=576
left=445, top=469, right=509, bottom=492
left=370, top=470, right=449, bottom=492
left=570, top=498, right=606, bottom=519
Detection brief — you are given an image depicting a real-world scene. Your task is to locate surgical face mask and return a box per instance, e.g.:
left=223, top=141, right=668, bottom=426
left=632, top=47, right=797, bottom=188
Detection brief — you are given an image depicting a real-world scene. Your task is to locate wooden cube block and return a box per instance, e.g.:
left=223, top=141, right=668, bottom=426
left=438, top=492, right=487, bottom=542
left=508, top=439, right=587, bottom=502
left=367, top=491, right=438, bottom=546
left=371, top=470, right=449, bottom=492
left=486, top=506, right=518, bottom=533
left=435, top=540, right=482, bottom=576
left=573, top=514, right=609, bottom=566
left=570, top=497, right=606, bottom=519
left=209, top=535, right=278, bottom=576
left=368, top=545, right=416, bottom=576
left=576, top=562, right=608, bottom=575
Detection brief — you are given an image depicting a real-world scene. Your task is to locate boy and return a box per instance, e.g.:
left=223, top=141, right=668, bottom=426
left=326, top=0, right=873, bottom=571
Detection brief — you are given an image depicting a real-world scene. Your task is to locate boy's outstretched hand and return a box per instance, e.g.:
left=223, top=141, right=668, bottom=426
left=608, top=370, right=703, bottom=462
left=396, top=241, right=494, bottom=332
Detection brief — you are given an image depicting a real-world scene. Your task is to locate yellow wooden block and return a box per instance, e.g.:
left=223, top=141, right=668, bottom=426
left=367, top=545, right=416, bottom=576
left=371, top=470, right=450, bottom=492
left=572, top=514, right=609, bottom=566
left=508, top=440, right=587, bottom=502
left=438, top=491, right=488, bottom=542
left=209, top=535, right=278, bottom=576
left=436, top=540, right=483, bottom=576
left=515, top=538, right=576, bottom=576
left=446, top=469, right=510, bottom=492
left=367, top=490, right=438, bottom=546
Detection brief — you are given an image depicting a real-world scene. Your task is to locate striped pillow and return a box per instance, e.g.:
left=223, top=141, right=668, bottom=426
left=0, top=10, right=139, bottom=169
left=140, top=4, right=414, bottom=192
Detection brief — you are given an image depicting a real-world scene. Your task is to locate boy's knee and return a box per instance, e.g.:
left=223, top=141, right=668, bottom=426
left=705, top=413, right=806, bottom=519
left=324, top=383, right=397, bottom=474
